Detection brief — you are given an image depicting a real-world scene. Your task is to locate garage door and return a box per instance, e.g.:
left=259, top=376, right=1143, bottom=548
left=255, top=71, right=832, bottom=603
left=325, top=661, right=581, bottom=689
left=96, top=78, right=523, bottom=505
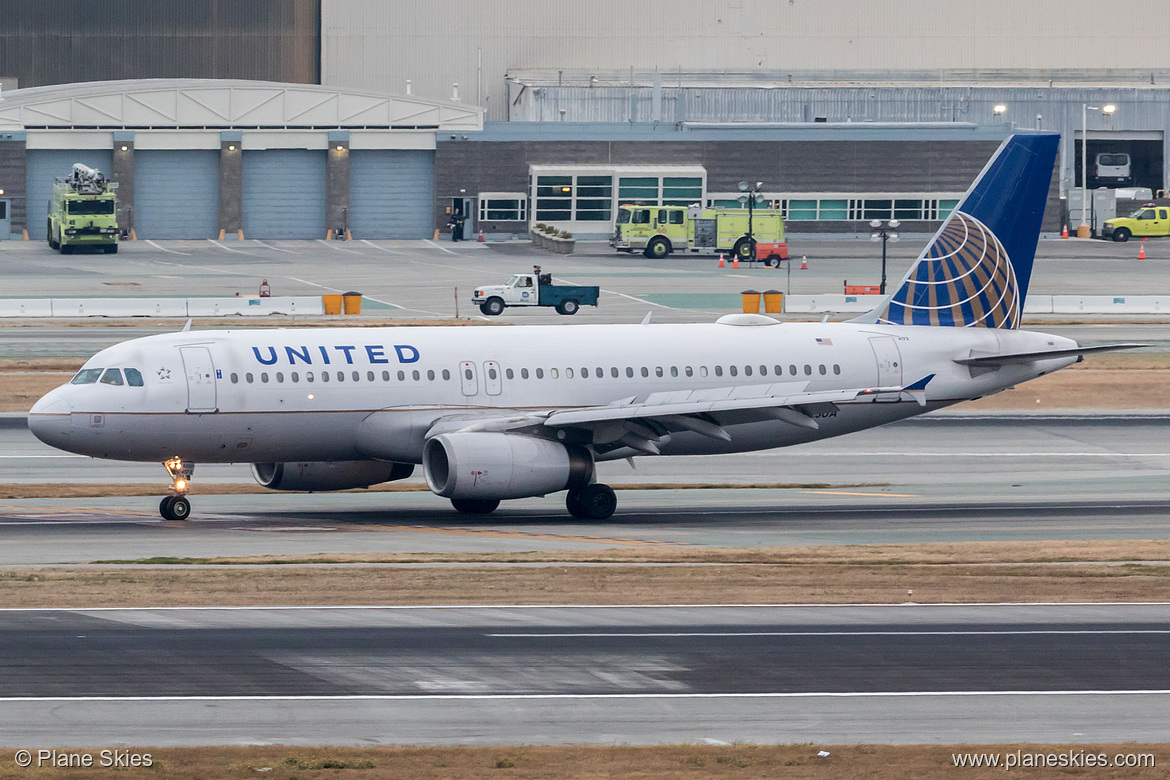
left=242, top=150, right=325, bottom=239
left=27, top=150, right=113, bottom=240
left=135, top=150, right=219, bottom=239
left=349, top=150, right=434, bottom=239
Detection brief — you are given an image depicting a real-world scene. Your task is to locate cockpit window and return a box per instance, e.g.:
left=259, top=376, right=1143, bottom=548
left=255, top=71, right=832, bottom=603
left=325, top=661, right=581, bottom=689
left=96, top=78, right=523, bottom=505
left=99, top=369, right=124, bottom=386
left=124, top=368, right=144, bottom=387
left=71, top=368, right=103, bottom=385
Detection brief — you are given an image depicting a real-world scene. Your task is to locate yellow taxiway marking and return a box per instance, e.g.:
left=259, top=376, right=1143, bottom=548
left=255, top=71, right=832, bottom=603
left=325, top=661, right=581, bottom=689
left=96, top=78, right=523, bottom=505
left=803, top=490, right=919, bottom=498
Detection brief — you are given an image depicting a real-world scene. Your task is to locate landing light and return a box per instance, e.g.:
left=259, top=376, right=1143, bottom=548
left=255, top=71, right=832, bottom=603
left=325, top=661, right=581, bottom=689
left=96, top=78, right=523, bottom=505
left=174, top=479, right=186, bottom=491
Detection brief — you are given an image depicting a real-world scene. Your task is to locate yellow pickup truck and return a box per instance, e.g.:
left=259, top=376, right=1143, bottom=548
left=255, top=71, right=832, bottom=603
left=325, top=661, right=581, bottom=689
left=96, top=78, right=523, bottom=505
left=1102, top=204, right=1170, bottom=242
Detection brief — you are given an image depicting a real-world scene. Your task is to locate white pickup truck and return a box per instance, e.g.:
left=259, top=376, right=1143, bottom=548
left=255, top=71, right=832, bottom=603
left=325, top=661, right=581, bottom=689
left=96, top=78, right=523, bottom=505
left=471, top=267, right=600, bottom=316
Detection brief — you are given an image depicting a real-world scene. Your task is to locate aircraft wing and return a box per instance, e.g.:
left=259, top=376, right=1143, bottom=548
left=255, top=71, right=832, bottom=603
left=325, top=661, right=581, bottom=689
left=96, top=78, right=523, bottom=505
left=426, top=376, right=935, bottom=455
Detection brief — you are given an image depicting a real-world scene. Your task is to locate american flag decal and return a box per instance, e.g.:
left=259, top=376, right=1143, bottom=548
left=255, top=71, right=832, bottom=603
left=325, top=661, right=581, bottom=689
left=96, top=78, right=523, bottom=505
left=815, top=337, right=833, bottom=346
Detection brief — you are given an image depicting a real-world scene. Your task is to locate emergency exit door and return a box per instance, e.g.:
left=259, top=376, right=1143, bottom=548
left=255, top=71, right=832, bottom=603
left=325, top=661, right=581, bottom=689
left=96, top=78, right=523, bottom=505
left=180, top=347, right=218, bottom=413
left=459, top=361, right=478, bottom=395
left=869, top=337, right=903, bottom=402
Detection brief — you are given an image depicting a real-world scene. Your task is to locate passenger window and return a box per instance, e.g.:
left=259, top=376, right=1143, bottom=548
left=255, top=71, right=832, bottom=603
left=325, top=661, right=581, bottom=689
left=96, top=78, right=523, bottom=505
left=551, top=368, right=559, bottom=379
left=759, top=365, right=767, bottom=376
left=338, top=371, right=345, bottom=382
left=276, top=372, right=284, bottom=383
left=833, top=364, right=841, bottom=375
left=412, top=370, right=420, bottom=380
left=566, top=368, right=574, bottom=378
left=521, top=368, right=530, bottom=379
left=655, top=367, right=663, bottom=377
left=670, top=366, right=678, bottom=377
left=428, top=370, right=436, bottom=381
left=464, top=368, right=473, bottom=380
left=715, top=366, right=723, bottom=377
left=536, top=368, right=544, bottom=379
left=100, top=369, right=124, bottom=386
left=611, top=367, right=619, bottom=378
left=632, top=209, right=650, bottom=224
left=744, top=365, right=753, bottom=376
left=368, top=370, right=376, bottom=381
left=291, top=372, right=299, bottom=382
left=1139, top=210, right=1155, bottom=220
left=641, top=367, right=649, bottom=377
left=321, top=372, right=329, bottom=383
left=71, top=368, right=104, bottom=385
left=306, top=372, right=315, bottom=382
left=819, top=365, right=827, bottom=375
left=804, top=365, right=812, bottom=375
left=729, top=366, right=738, bottom=377
left=597, top=367, right=605, bottom=378
left=506, top=369, right=514, bottom=379
left=383, top=370, right=391, bottom=381
left=699, top=366, right=708, bottom=377
left=580, top=367, right=588, bottom=378
left=775, top=365, right=782, bottom=375
left=625, top=367, right=633, bottom=378
left=352, top=371, right=361, bottom=382
left=443, top=369, right=451, bottom=380
left=398, top=370, right=405, bottom=381
left=244, top=372, right=254, bottom=384
left=685, top=366, right=693, bottom=377
left=789, top=365, right=797, bottom=375
left=669, top=211, right=684, bottom=225
left=261, top=372, right=269, bottom=383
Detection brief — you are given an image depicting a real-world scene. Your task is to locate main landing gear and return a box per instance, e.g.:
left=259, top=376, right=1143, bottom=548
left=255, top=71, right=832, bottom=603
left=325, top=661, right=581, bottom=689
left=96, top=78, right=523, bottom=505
left=565, top=483, right=617, bottom=520
left=159, top=457, right=193, bottom=521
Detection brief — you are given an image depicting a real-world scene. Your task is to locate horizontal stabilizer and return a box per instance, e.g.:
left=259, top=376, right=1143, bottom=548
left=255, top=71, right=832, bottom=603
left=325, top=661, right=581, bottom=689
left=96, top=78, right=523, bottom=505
left=953, top=343, right=1147, bottom=367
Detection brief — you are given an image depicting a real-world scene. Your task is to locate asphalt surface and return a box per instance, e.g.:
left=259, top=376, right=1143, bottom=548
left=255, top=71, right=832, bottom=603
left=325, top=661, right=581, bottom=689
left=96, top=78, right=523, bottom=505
left=2, top=604, right=1170, bottom=746
left=2, top=412, right=1169, bottom=563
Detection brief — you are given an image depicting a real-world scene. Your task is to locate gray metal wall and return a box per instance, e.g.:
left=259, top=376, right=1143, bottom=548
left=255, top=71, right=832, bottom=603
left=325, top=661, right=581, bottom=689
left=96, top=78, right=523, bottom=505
left=2, top=0, right=319, bottom=88
left=242, top=150, right=326, bottom=240
left=134, top=151, right=219, bottom=239
left=27, top=150, right=113, bottom=241
left=322, top=0, right=1170, bottom=121
left=348, top=150, right=434, bottom=239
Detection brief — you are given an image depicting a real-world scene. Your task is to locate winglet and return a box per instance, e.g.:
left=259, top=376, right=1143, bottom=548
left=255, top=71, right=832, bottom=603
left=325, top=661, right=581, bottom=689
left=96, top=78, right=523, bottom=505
left=640, top=311, right=652, bottom=325
left=902, top=374, right=935, bottom=407
left=181, top=319, right=192, bottom=333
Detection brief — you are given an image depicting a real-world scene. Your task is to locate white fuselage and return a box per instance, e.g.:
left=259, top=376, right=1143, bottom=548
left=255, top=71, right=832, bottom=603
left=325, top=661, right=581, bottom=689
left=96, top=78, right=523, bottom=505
left=28, top=319, right=1078, bottom=466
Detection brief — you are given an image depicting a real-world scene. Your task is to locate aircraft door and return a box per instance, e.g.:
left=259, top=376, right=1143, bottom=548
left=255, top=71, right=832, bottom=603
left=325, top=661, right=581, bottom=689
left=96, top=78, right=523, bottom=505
left=483, top=361, right=502, bottom=396
left=179, top=346, right=218, bottom=413
left=459, top=361, right=478, bottom=396
left=869, top=337, right=903, bottom=402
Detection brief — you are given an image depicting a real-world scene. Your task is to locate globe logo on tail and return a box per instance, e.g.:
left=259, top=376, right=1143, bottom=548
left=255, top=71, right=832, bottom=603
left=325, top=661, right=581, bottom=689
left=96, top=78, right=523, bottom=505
left=877, top=211, right=1020, bottom=329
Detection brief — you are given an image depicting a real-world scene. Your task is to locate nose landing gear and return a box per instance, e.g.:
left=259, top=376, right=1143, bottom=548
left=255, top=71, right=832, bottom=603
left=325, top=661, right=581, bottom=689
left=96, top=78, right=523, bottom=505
left=160, top=457, right=194, bottom=520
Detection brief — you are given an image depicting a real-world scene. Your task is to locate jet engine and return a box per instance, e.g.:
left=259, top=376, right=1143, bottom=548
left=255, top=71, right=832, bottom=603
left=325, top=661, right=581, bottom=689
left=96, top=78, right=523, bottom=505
left=422, top=432, right=592, bottom=500
left=251, top=460, right=413, bottom=491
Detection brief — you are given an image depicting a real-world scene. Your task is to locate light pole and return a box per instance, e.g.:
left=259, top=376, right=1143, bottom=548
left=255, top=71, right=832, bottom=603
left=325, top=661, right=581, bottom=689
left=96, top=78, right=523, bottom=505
left=1080, top=102, right=1117, bottom=238
left=737, top=180, right=764, bottom=261
left=870, top=219, right=900, bottom=295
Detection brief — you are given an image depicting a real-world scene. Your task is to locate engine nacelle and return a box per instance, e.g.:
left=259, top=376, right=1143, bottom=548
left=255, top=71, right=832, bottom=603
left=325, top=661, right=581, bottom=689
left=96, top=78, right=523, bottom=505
left=423, top=432, right=592, bottom=500
left=251, top=460, right=413, bottom=492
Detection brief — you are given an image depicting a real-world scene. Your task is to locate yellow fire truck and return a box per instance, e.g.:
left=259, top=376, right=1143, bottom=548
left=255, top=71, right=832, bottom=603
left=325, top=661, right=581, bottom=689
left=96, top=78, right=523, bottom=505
left=611, top=204, right=788, bottom=265
left=47, top=164, right=119, bottom=254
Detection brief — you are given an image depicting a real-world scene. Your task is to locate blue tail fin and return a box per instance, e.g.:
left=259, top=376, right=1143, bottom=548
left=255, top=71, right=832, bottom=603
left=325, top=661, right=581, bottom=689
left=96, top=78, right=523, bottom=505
left=858, top=133, right=1059, bottom=328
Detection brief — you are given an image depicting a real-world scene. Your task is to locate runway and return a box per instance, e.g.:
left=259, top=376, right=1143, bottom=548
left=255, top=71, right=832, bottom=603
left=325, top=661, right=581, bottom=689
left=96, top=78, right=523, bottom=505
left=2, top=603, right=1170, bottom=746
left=1, top=412, right=1168, bottom=564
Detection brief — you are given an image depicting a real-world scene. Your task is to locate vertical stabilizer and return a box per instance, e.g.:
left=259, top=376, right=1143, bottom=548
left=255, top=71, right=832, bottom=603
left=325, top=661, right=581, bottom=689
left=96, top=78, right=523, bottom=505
left=854, top=133, right=1059, bottom=328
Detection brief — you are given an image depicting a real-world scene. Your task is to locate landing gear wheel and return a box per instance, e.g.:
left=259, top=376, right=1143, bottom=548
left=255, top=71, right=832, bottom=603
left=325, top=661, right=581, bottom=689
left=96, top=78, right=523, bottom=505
left=159, top=496, right=175, bottom=519
left=556, top=299, right=579, bottom=315
left=483, top=297, right=505, bottom=316
left=451, top=497, right=500, bottom=514
left=570, top=484, right=617, bottom=520
left=159, top=495, right=190, bottom=520
left=1112, top=227, right=1131, bottom=242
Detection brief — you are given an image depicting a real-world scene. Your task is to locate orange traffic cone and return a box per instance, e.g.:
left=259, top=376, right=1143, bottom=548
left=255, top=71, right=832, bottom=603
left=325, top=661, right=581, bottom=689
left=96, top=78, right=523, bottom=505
left=477, top=229, right=485, bottom=243
left=732, top=255, right=740, bottom=269
left=1139, top=244, right=1146, bottom=260
left=1062, top=224, right=1069, bottom=238
left=718, top=254, right=725, bottom=268
left=800, top=256, right=808, bottom=270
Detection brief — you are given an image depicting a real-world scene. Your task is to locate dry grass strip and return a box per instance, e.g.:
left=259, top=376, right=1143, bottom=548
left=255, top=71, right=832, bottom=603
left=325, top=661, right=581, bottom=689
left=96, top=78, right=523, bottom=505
left=0, top=744, right=1164, bottom=779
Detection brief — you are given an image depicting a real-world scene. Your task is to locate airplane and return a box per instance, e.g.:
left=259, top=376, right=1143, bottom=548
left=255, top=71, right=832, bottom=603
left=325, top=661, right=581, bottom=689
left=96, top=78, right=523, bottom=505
left=28, top=133, right=1141, bottom=521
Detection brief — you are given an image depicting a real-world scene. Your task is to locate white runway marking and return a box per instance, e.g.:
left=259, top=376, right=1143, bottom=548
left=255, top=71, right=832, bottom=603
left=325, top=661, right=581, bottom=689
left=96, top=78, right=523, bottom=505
left=316, top=239, right=363, bottom=255
left=489, top=630, right=1170, bottom=638
left=253, top=240, right=299, bottom=254
left=423, top=239, right=459, bottom=255
left=2, top=690, right=1169, bottom=703
left=205, top=239, right=252, bottom=255
left=360, top=240, right=406, bottom=255
left=144, top=241, right=190, bottom=256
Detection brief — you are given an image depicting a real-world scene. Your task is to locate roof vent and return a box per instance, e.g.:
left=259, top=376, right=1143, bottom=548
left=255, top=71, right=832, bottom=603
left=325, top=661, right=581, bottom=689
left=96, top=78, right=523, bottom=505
left=715, top=314, right=781, bottom=326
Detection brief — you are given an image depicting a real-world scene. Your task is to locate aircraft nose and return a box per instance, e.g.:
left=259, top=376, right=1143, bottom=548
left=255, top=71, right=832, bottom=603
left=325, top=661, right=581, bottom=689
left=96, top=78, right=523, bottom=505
left=28, top=390, right=73, bottom=447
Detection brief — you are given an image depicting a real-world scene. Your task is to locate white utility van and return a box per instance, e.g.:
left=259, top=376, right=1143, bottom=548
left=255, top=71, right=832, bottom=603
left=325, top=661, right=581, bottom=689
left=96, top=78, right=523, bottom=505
left=1095, top=153, right=1132, bottom=186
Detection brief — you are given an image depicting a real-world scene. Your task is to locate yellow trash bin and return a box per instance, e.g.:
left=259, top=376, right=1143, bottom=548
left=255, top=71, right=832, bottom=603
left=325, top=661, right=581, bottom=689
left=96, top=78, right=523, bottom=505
left=342, top=291, right=362, bottom=315
left=323, top=294, right=343, bottom=315
left=762, top=289, right=783, bottom=314
left=740, top=290, right=761, bottom=314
